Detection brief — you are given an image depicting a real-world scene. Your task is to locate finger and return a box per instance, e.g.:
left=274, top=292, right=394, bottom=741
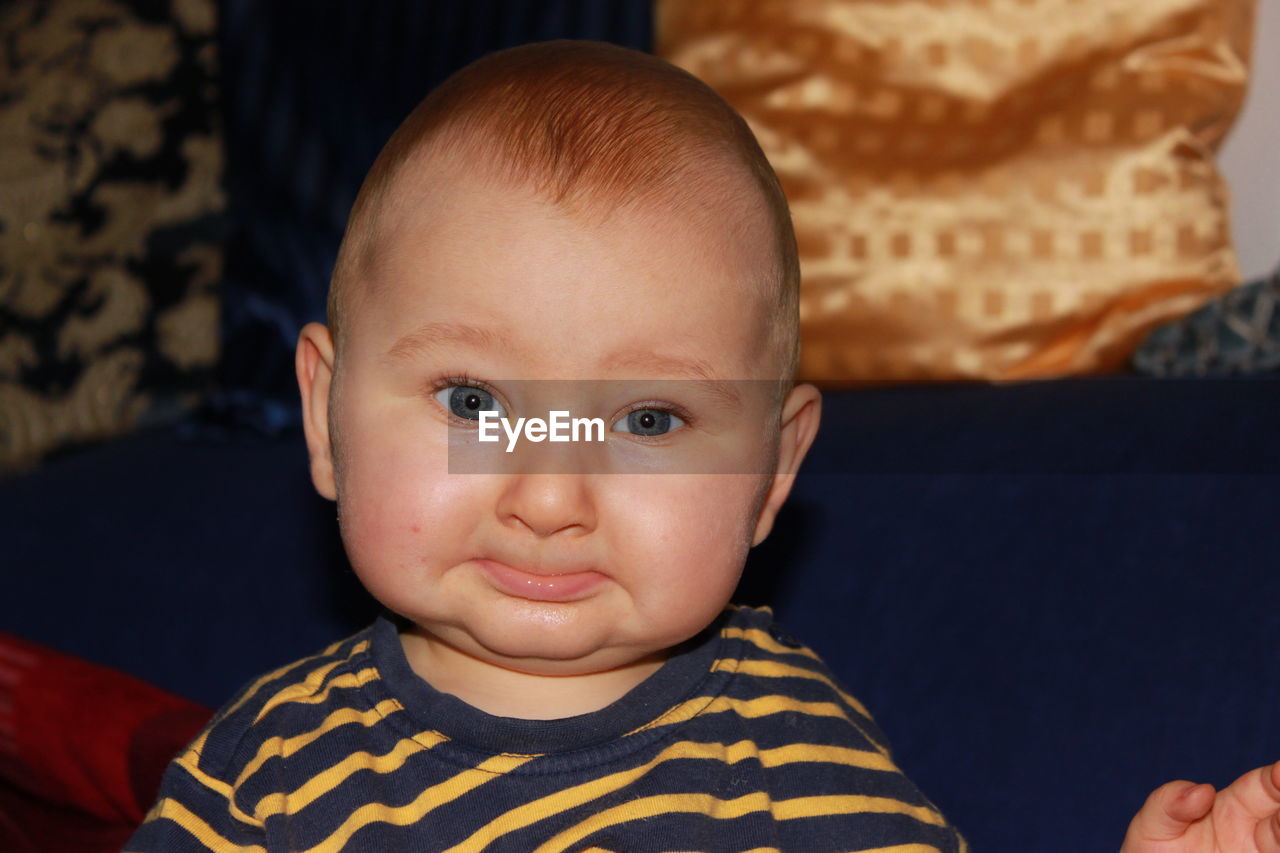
left=1254, top=807, right=1280, bottom=853
left=1225, top=760, right=1280, bottom=819
left=1128, top=780, right=1216, bottom=842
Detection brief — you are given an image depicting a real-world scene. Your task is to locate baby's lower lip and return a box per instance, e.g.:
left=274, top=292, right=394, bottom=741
left=474, top=559, right=606, bottom=602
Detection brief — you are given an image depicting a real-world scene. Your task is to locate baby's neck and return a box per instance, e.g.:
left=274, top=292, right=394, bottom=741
left=398, top=628, right=667, bottom=720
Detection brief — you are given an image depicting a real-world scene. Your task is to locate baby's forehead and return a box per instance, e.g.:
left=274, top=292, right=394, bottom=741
left=390, top=121, right=768, bottom=229
left=338, top=120, right=786, bottom=379
left=371, top=138, right=773, bottom=274
left=365, top=171, right=769, bottom=341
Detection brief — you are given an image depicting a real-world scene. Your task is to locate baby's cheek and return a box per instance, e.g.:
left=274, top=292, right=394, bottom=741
left=621, top=476, right=752, bottom=594
left=336, top=492, right=409, bottom=583
left=682, top=475, right=760, bottom=542
left=336, top=457, right=440, bottom=571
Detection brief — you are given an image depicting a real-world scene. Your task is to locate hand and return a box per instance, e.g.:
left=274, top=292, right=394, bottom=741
left=1120, top=760, right=1280, bottom=853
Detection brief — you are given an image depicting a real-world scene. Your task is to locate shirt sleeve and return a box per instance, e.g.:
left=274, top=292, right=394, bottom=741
left=123, top=731, right=268, bottom=851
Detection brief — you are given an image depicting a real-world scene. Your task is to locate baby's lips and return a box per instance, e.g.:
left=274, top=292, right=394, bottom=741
left=472, top=557, right=608, bottom=603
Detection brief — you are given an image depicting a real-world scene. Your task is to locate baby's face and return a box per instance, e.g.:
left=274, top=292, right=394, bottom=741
left=310, top=159, right=806, bottom=678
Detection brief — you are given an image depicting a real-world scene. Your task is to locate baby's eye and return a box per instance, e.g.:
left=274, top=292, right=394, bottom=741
left=612, top=408, right=684, bottom=437
left=434, top=384, right=507, bottom=421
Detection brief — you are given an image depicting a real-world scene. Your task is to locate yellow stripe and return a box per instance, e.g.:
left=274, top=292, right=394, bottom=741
left=533, top=792, right=944, bottom=853
left=773, top=794, right=945, bottom=825
left=717, top=658, right=875, bottom=720
left=630, top=692, right=852, bottom=736
left=716, top=658, right=889, bottom=757
left=224, top=638, right=366, bottom=729
left=720, top=626, right=820, bottom=660
left=300, top=754, right=534, bottom=853
left=254, top=666, right=380, bottom=724
left=255, top=728, right=450, bottom=819
left=443, top=737, right=898, bottom=853
left=174, top=748, right=262, bottom=828
left=235, top=698, right=404, bottom=790
left=139, top=798, right=267, bottom=853
left=442, top=741, right=754, bottom=853
left=756, top=742, right=896, bottom=773
left=718, top=619, right=886, bottom=747
left=728, top=603, right=773, bottom=617
left=713, top=694, right=846, bottom=722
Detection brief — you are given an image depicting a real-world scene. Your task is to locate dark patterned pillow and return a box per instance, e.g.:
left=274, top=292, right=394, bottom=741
left=0, top=0, right=224, bottom=476
left=1133, top=263, right=1280, bottom=376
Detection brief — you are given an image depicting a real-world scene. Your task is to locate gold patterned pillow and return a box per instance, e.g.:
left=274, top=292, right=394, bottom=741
left=659, top=0, right=1252, bottom=382
left=0, top=0, right=224, bottom=475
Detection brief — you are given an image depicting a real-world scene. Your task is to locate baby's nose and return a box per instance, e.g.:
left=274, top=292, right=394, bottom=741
left=496, top=471, right=596, bottom=538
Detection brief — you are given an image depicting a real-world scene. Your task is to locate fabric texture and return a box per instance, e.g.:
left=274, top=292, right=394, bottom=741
left=126, top=606, right=966, bottom=852
left=659, top=0, right=1253, bottom=382
left=0, top=0, right=225, bottom=475
left=0, top=632, right=212, bottom=853
left=1133, top=262, right=1280, bottom=375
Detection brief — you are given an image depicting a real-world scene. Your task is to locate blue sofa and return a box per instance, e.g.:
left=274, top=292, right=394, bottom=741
left=7, top=377, right=1277, bottom=851
left=3, top=3, right=1276, bottom=850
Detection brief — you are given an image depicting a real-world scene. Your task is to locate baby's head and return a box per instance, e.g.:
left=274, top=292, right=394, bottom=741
left=327, top=39, right=800, bottom=385
left=296, top=41, right=821, bottom=703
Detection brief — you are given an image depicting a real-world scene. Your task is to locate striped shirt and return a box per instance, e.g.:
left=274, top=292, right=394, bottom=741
left=127, top=605, right=966, bottom=852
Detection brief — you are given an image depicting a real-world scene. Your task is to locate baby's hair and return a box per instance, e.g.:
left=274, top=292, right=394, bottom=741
left=328, top=39, right=800, bottom=384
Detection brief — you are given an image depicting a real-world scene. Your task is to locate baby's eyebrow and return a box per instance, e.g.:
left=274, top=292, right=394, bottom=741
left=600, top=351, right=743, bottom=413
left=670, top=378, right=742, bottom=413
left=383, top=323, right=743, bottom=413
left=384, top=321, right=502, bottom=364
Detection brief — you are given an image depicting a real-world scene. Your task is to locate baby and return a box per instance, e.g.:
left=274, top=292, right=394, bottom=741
left=128, top=41, right=1278, bottom=852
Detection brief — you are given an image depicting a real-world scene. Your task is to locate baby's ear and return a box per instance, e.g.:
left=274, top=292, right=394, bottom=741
left=751, top=383, right=822, bottom=546
left=295, top=322, right=338, bottom=501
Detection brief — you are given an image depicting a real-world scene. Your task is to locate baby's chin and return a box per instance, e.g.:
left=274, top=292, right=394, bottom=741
left=455, top=611, right=674, bottom=677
